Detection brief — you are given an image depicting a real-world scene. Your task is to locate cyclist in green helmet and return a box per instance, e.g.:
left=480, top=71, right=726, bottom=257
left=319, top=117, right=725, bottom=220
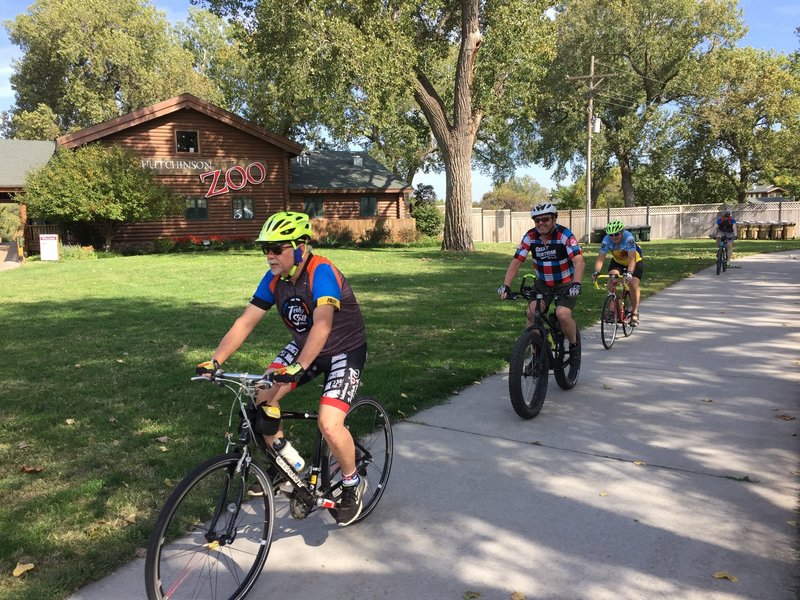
left=197, top=211, right=369, bottom=526
left=592, top=220, right=644, bottom=325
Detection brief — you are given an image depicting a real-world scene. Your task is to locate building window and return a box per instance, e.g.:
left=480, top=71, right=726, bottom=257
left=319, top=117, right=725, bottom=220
left=232, top=198, right=254, bottom=220
left=304, top=197, right=324, bottom=218
left=176, top=130, right=199, bottom=153
left=185, top=198, right=208, bottom=220
left=360, top=196, right=377, bottom=217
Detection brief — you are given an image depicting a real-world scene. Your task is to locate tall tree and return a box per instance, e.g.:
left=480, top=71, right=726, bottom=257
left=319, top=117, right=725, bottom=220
left=4, top=0, right=223, bottom=136
left=202, top=0, right=555, bottom=251
left=481, top=175, right=550, bottom=211
left=677, top=47, right=800, bottom=204
left=536, top=0, right=743, bottom=207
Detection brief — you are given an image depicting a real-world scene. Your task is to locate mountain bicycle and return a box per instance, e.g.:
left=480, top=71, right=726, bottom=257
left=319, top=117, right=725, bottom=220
left=144, top=371, right=393, bottom=600
left=715, top=235, right=732, bottom=275
left=505, top=274, right=581, bottom=419
left=594, top=274, right=636, bottom=349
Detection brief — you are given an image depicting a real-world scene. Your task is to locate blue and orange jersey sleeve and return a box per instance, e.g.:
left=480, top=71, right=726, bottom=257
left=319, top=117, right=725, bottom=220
left=307, top=256, right=343, bottom=310
left=250, top=271, right=278, bottom=310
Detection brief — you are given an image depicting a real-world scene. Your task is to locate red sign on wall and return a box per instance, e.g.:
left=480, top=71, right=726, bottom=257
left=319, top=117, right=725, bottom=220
left=199, top=161, right=268, bottom=198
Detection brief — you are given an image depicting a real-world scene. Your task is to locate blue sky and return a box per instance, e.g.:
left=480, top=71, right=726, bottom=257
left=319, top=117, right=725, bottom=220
left=1, top=0, right=798, bottom=199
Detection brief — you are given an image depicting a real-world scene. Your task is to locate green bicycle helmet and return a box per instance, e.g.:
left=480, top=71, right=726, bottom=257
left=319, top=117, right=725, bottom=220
left=256, top=211, right=312, bottom=243
left=605, top=220, right=624, bottom=235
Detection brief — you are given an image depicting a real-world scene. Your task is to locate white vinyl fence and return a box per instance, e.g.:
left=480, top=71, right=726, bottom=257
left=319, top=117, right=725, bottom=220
left=467, top=201, right=800, bottom=243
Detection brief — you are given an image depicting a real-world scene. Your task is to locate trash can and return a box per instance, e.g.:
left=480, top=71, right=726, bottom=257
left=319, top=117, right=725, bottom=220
left=770, top=222, right=784, bottom=240
left=748, top=222, right=759, bottom=239
left=638, top=225, right=651, bottom=241
left=757, top=222, right=770, bottom=239
left=785, top=222, right=796, bottom=239
left=736, top=222, right=749, bottom=239
left=591, top=228, right=606, bottom=243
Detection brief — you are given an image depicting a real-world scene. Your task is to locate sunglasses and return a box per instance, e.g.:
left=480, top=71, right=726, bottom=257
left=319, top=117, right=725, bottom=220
left=260, top=243, right=292, bottom=256
left=610, top=232, right=623, bottom=237
left=533, top=216, right=553, bottom=224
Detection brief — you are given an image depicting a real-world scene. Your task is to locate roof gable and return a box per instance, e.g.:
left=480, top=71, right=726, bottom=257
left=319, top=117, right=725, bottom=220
left=290, top=151, right=411, bottom=192
left=56, top=94, right=303, bottom=155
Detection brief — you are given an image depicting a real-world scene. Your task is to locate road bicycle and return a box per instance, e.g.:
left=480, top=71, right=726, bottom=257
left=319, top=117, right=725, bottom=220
left=715, top=236, right=732, bottom=275
left=505, top=274, right=581, bottom=419
left=144, top=372, right=393, bottom=600
left=594, top=274, right=636, bottom=350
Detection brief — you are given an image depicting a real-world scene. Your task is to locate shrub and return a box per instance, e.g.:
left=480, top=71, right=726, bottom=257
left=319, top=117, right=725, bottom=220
left=395, top=226, right=420, bottom=243
left=358, top=221, right=392, bottom=247
left=153, top=238, right=175, bottom=253
left=317, top=224, right=356, bottom=248
left=60, top=244, right=97, bottom=260
left=410, top=202, right=444, bottom=237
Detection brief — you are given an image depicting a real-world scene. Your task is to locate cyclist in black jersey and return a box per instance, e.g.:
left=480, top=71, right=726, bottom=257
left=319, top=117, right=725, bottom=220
left=197, top=211, right=368, bottom=526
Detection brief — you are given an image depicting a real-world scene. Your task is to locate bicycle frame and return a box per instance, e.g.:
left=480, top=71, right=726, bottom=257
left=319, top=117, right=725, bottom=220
left=594, top=274, right=631, bottom=321
left=510, top=274, right=567, bottom=368
left=195, top=373, right=338, bottom=512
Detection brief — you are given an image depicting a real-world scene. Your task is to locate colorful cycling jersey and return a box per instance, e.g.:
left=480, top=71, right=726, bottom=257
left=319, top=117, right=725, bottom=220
left=513, top=224, right=583, bottom=285
left=599, top=230, right=642, bottom=264
left=250, top=253, right=367, bottom=356
left=716, top=217, right=736, bottom=233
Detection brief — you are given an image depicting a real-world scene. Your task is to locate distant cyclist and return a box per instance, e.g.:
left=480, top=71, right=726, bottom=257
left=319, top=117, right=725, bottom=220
left=712, top=210, right=738, bottom=267
left=591, top=220, right=643, bottom=325
left=498, top=202, right=585, bottom=366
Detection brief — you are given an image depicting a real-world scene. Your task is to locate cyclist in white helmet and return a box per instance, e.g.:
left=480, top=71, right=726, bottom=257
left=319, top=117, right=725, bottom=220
left=498, top=202, right=585, bottom=366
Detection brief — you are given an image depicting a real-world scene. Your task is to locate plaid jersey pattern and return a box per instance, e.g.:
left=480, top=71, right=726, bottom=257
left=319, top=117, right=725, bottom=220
left=513, top=224, right=583, bottom=285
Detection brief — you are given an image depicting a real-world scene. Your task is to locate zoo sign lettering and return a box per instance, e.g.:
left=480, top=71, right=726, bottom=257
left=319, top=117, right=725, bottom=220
left=200, top=161, right=267, bottom=198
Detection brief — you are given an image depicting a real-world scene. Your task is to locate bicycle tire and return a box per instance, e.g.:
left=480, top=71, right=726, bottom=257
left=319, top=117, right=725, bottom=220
left=716, top=247, right=723, bottom=275
left=145, top=454, right=275, bottom=600
left=621, top=291, right=635, bottom=338
left=324, top=397, right=393, bottom=525
left=600, top=295, right=618, bottom=349
left=722, top=246, right=728, bottom=272
left=508, top=329, right=549, bottom=419
left=553, top=330, right=580, bottom=390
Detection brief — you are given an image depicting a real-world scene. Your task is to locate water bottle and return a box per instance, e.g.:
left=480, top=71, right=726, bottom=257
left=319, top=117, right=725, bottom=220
left=273, top=438, right=305, bottom=472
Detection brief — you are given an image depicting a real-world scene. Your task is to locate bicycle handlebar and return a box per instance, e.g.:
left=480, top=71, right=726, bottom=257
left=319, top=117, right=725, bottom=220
left=192, top=372, right=274, bottom=389
left=593, top=274, right=629, bottom=291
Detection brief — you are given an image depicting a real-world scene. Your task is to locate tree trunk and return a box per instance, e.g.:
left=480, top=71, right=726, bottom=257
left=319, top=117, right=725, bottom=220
left=442, top=140, right=474, bottom=251
left=411, top=0, right=482, bottom=251
left=97, top=221, right=114, bottom=251
left=619, top=152, right=635, bottom=207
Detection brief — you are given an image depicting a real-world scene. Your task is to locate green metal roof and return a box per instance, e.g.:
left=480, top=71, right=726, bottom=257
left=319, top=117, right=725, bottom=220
left=290, top=151, right=411, bottom=191
left=0, top=140, right=56, bottom=190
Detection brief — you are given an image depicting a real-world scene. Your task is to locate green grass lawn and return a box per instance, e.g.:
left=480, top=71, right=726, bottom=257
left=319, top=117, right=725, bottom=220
left=1, top=238, right=799, bottom=599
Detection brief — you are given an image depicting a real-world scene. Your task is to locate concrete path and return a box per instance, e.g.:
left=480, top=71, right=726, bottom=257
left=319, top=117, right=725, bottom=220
left=0, top=241, right=21, bottom=271
left=70, top=251, right=800, bottom=600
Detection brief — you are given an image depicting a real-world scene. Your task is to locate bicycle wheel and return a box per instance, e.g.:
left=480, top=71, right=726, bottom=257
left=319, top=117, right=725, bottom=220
left=145, top=454, right=275, bottom=600
left=553, top=330, right=580, bottom=390
left=508, top=329, right=549, bottom=419
left=324, top=397, right=393, bottom=525
left=722, top=245, right=728, bottom=272
left=621, top=291, right=635, bottom=338
left=600, top=295, right=619, bottom=349
left=716, top=247, right=723, bottom=275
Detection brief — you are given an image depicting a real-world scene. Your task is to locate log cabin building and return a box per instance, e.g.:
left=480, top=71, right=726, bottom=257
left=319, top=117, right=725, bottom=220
left=2, top=94, right=414, bottom=254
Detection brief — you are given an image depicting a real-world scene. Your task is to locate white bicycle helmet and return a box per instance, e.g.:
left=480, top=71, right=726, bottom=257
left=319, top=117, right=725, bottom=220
left=531, top=203, right=558, bottom=219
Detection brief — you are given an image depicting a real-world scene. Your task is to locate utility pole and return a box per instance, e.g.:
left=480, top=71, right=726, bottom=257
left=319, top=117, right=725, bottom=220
left=566, top=56, right=616, bottom=243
